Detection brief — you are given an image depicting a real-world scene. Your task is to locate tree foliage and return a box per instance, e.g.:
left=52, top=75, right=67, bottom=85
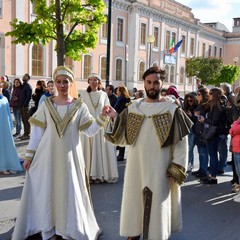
left=5, top=0, right=106, bottom=65
left=186, top=57, right=240, bottom=86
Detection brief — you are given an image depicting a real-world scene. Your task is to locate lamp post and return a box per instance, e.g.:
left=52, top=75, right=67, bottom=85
left=106, top=0, right=112, bottom=87
left=147, top=35, right=155, bottom=68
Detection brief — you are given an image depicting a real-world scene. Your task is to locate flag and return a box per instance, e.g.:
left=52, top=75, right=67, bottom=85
left=173, top=39, right=183, bottom=53
left=169, top=39, right=175, bottom=54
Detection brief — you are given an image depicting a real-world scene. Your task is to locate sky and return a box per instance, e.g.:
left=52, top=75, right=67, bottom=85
left=177, top=0, right=240, bottom=31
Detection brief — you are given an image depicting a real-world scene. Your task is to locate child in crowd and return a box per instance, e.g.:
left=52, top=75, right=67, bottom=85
left=229, top=117, right=240, bottom=202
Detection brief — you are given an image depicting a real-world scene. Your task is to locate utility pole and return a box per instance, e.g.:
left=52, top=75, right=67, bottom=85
left=106, top=0, right=112, bottom=87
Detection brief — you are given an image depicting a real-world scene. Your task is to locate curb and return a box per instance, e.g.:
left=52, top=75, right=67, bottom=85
left=15, top=140, right=29, bottom=147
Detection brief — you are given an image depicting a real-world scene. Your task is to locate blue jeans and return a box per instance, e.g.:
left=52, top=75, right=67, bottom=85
left=233, top=153, right=240, bottom=183
left=188, top=128, right=195, bottom=165
left=197, top=144, right=208, bottom=175
left=207, top=137, right=219, bottom=177
left=13, top=108, right=22, bottom=134
left=218, top=134, right=228, bottom=171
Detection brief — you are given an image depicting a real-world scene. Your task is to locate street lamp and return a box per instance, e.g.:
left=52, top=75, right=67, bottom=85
left=233, top=57, right=239, bottom=65
left=147, top=35, right=155, bottom=68
left=106, top=0, right=112, bottom=87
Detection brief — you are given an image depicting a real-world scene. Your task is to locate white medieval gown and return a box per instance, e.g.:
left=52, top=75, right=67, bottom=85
left=12, top=97, right=104, bottom=240
left=107, top=98, right=188, bottom=240
left=80, top=90, right=118, bottom=182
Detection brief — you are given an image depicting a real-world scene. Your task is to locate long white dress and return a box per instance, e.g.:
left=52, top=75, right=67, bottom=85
left=80, top=90, right=118, bottom=182
left=106, top=98, right=189, bottom=240
left=12, top=97, right=104, bottom=240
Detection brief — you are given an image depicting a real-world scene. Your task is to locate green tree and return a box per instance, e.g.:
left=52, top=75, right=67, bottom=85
left=214, top=65, right=240, bottom=85
left=186, top=57, right=240, bottom=85
left=6, top=0, right=106, bottom=66
left=186, top=57, right=223, bottom=85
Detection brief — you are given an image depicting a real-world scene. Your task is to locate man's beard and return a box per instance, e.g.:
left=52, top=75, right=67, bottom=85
left=145, top=88, right=160, bottom=100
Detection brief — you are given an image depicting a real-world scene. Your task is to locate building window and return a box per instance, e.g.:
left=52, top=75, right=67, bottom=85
left=100, top=56, right=107, bottom=80
left=214, top=46, right=217, bottom=57
left=172, top=32, right=176, bottom=45
left=189, top=76, right=193, bottom=85
left=65, top=57, right=74, bottom=70
left=117, top=18, right=124, bottom=42
left=0, top=0, right=2, bottom=18
left=101, top=17, right=108, bottom=39
left=32, top=1, right=37, bottom=15
left=65, top=15, right=72, bottom=31
left=83, top=55, right=92, bottom=79
left=181, top=36, right=186, bottom=54
left=219, top=48, right=223, bottom=58
left=179, top=67, right=184, bottom=84
left=32, top=44, right=43, bottom=76
left=139, top=61, right=145, bottom=81
left=202, top=43, right=206, bottom=57
left=165, top=65, right=169, bottom=82
left=165, top=30, right=171, bottom=50
left=116, top=59, right=123, bottom=81
left=140, top=23, right=146, bottom=45
left=170, top=65, right=175, bottom=83
left=190, top=38, right=194, bottom=56
left=208, top=45, right=211, bottom=57
left=153, top=27, right=159, bottom=48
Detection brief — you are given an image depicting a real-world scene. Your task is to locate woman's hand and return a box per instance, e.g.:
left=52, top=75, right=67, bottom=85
left=23, top=160, right=32, bottom=171
left=102, top=105, right=117, bottom=118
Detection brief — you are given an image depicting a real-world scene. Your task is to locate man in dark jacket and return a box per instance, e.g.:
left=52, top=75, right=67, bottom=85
left=19, top=73, right=32, bottom=140
left=106, top=84, right=118, bottom=107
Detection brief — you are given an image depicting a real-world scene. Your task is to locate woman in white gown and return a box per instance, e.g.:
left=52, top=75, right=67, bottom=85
left=12, top=66, right=107, bottom=240
left=80, top=74, right=118, bottom=183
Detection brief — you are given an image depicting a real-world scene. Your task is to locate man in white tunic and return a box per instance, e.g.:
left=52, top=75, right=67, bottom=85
left=103, top=66, right=192, bottom=240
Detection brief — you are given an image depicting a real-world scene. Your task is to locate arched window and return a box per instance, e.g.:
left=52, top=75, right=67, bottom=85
left=83, top=55, right=92, bottom=79
left=179, top=67, right=184, bottom=84
left=65, top=57, right=74, bottom=70
left=100, top=56, right=107, bottom=80
left=170, top=65, right=175, bottom=83
left=139, top=61, right=145, bottom=81
left=116, top=58, right=123, bottom=81
left=32, top=44, right=43, bottom=76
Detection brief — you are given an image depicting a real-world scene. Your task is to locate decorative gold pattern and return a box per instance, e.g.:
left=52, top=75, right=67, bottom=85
left=167, top=163, right=187, bottom=185
left=88, top=92, right=100, bottom=110
left=126, top=113, right=144, bottom=145
left=24, top=149, right=36, bottom=161
left=152, top=112, right=172, bottom=146
left=29, top=117, right=46, bottom=129
left=79, top=120, right=94, bottom=132
left=45, top=97, right=83, bottom=138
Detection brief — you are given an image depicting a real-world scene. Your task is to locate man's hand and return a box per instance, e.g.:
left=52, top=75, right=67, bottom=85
left=102, top=105, right=117, bottom=118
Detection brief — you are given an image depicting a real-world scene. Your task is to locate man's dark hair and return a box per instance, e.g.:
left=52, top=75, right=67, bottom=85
left=107, top=84, right=115, bottom=93
left=142, top=66, right=166, bottom=81
left=24, top=73, right=30, bottom=80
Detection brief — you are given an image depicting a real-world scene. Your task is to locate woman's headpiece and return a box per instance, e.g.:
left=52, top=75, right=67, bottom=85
left=53, top=66, right=75, bottom=82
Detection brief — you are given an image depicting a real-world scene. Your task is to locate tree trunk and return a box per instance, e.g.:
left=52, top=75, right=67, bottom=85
left=56, top=0, right=65, bottom=66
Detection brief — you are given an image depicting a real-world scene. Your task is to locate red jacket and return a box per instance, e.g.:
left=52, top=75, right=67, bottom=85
left=229, top=119, right=240, bottom=153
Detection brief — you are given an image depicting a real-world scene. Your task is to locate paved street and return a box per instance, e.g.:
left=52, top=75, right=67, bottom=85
left=1, top=142, right=240, bottom=240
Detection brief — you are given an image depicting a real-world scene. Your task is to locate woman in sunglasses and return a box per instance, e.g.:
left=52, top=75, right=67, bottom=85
left=183, top=92, right=198, bottom=172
